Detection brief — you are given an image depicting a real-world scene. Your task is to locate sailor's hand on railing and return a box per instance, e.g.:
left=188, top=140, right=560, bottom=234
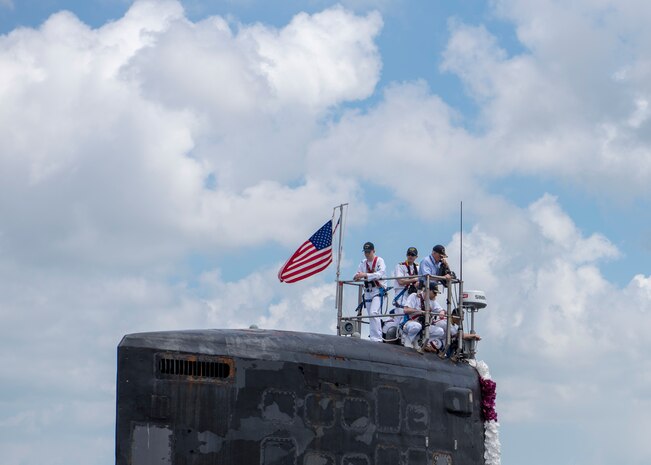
left=405, top=308, right=424, bottom=316
left=440, top=259, right=455, bottom=281
left=353, top=272, right=366, bottom=281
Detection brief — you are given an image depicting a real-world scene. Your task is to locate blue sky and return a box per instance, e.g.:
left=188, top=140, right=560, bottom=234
left=1, top=1, right=651, bottom=465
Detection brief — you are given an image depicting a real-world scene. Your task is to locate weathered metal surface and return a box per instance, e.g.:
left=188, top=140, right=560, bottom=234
left=116, top=329, right=484, bottom=464
left=131, top=423, right=173, bottom=465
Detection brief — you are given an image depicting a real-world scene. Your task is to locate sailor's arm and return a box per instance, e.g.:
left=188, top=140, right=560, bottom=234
left=403, top=305, right=423, bottom=316
left=420, top=258, right=432, bottom=276
left=403, top=294, right=423, bottom=316
left=397, top=277, right=416, bottom=286
left=438, top=257, right=455, bottom=281
left=353, top=261, right=366, bottom=281
left=394, top=264, right=407, bottom=285
left=395, top=263, right=418, bottom=287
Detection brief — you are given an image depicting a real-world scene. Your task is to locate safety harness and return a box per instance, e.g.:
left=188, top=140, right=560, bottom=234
left=364, top=257, right=380, bottom=289
left=392, top=261, right=419, bottom=308
left=360, top=256, right=387, bottom=311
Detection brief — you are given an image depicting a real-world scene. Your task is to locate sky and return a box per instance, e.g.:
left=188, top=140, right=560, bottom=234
left=1, top=0, right=650, bottom=464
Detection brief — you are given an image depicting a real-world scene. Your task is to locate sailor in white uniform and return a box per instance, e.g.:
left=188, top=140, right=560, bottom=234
left=393, top=246, right=419, bottom=309
left=429, top=310, right=482, bottom=354
left=381, top=246, right=419, bottom=338
left=353, top=242, right=386, bottom=342
left=428, top=310, right=448, bottom=352
left=402, top=283, right=443, bottom=349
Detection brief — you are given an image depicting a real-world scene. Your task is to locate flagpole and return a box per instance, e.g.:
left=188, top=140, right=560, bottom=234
left=334, top=203, right=347, bottom=282
left=334, top=203, right=348, bottom=335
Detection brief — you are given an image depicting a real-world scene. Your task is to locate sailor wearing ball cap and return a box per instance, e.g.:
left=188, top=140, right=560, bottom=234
left=353, top=242, right=387, bottom=342
left=379, top=247, right=420, bottom=341
left=393, top=246, right=419, bottom=309
left=419, top=244, right=454, bottom=288
left=427, top=308, right=482, bottom=355
left=402, top=282, right=443, bottom=349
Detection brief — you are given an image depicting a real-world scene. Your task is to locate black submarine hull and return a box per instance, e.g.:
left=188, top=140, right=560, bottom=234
left=116, top=329, right=485, bottom=464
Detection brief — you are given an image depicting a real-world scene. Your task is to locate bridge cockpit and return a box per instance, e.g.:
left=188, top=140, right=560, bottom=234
left=336, top=273, right=487, bottom=360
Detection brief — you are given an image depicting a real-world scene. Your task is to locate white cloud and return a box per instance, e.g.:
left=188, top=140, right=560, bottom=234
left=3, top=188, right=648, bottom=464
left=528, top=193, right=619, bottom=264
left=449, top=195, right=618, bottom=356
left=243, top=7, right=382, bottom=108
left=122, top=4, right=382, bottom=190
left=440, top=1, right=651, bottom=196
left=1, top=1, right=651, bottom=464
left=0, top=257, right=340, bottom=465
left=0, top=0, right=380, bottom=268
left=0, top=4, right=381, bottom=462
left=441, top=22, right=507, bottom=102
left=440, top=195, right=651, bottom=461
left=307, top=81, right=484, bottom=218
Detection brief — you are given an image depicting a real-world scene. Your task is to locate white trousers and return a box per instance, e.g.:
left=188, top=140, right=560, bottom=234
left=403, top=320, right=422, bottom=345
left=382, top=317, right=400, bottom=333
left=364, top=289, right=383, bottom=342
left=428, top=325, right=445, bottom=350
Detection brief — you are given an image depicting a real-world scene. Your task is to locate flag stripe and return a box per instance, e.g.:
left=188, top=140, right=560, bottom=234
left=281, top=241, right=311, bottom=266
left=282, top=257, right=333, bottom=283
left=277, top=241, right=312, bottom=279
left=283, top=247, right=332, bottom=272
left=282, top=255, right=332, bottom=280
left=283, top=266, right=330, bottom=283
left=281, top=253, right=333, bottom=280
left=284, top=247, right=320, bottom=269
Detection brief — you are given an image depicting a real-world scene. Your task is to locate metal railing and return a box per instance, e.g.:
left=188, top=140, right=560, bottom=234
left=336, top=274, right=476, bottom=359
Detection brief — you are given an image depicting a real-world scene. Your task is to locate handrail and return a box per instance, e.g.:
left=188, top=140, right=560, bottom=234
left=338, top=274, right=461, bottom=285
left=336, top=272, right=470, bottom=359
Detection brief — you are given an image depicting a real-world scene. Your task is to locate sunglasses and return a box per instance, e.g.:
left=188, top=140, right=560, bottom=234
left=407, top=252, right=417, bottom=257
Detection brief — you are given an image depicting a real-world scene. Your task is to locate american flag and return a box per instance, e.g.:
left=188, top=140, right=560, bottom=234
left=278, top=220, right=333, bottom=283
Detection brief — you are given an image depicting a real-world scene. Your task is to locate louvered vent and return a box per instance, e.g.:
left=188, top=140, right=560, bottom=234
left=157, top=355, right=233, bottom=381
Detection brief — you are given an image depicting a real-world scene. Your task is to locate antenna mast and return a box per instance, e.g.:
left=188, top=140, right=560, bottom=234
left=460, top=201, right=463, bottom=282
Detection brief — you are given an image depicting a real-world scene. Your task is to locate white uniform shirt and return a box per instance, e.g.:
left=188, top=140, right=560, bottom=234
left=357, top=256, right=386, bottom=290
left=393, top=261, right=419, bottom=306
left=431, top=315, right=457, bottom=350
left=404, top=292, right=443, bottom=318
left=435, top=319, right=459, bottom=338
